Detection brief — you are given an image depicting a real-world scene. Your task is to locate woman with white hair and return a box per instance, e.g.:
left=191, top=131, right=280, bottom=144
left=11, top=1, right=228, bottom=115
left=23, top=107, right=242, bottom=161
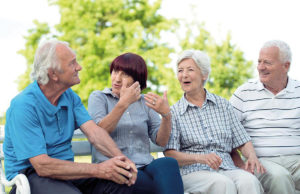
left=164, top=49, right=265, bottom=194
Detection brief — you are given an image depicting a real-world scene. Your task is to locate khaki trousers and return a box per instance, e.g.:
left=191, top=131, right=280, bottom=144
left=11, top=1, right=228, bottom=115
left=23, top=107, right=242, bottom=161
left=256, top=155, right=300, bottom=194
left=182, top=169, right=263, bottom=194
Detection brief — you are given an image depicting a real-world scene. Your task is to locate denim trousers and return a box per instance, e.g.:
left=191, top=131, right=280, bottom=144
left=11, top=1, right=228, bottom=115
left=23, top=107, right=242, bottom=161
left=133, top=157, right=184, bottom=194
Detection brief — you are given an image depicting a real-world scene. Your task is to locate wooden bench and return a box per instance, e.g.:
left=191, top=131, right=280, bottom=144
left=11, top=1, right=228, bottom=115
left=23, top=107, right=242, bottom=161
left=0, top=130, right=164, bottom=194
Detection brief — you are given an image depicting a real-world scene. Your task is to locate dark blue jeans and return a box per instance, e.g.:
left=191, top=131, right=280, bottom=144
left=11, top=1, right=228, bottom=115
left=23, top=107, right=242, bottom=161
left=133, top=157, right=184, bottom=194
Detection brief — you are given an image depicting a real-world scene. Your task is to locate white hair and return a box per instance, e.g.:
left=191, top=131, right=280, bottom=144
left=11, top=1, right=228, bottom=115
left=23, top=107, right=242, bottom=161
left=31, top=39, right=69, bottom=85
left=262, top=40, right=292, bottom=64
left=176, top=49, right=211, bottom=85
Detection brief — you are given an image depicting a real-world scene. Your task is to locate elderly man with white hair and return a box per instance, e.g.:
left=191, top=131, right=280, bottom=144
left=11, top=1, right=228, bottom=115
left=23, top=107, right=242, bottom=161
left=230, top=40, right=300, bottom=194
left=4, top=39, right=137, bottom=194
left=164, top=49, right=264, bottom=194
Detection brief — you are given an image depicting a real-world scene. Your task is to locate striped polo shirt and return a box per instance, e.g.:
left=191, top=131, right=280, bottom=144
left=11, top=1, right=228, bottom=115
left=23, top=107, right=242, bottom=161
left=230, top=78, right=300, bottom=157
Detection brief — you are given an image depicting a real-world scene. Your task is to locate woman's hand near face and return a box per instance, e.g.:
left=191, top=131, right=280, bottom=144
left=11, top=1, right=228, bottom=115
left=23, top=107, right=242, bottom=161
left=144, top=91, right=170, bottom=116
left=119, top=79, right=141, bottom=106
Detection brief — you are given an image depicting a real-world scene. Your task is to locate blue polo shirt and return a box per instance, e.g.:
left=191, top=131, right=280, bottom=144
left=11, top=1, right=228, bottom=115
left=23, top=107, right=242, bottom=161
left=4, top=81, right=91, bottom=180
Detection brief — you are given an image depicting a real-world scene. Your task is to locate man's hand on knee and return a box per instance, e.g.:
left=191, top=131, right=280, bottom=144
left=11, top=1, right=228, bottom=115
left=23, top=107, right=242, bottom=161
left=97, top=156, right=137, bottom=186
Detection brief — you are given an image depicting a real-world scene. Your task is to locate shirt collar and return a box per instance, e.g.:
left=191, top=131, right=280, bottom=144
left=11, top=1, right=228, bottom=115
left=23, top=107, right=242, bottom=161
left=178, top=89, right=217, bottom=115
left=33, top=81, right=69, bottom=116
left=103, top=88, right=119, bottom=98
left=257, top=77, right=295, bottom=93
left=284, top=77, right=295, bottom=93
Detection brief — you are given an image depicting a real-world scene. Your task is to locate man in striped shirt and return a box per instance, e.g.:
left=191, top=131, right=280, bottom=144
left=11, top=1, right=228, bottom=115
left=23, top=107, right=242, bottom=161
left=230, top=40, right=300, bottom=194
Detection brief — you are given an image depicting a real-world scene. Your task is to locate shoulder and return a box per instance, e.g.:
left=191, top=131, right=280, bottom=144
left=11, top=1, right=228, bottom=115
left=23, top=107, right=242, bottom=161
left=170, top=96, right=185, bottom=115
left=89, top=90, right=106, bottom=98
left=289, top=78, right=300, bottom=88
left=235, top=79, right=260, bottom=93
left=208, top=92, right=231, bottom=109
left=232, top=79, right=262, bottom=101
left=10, top=83, right=37, bottom=110
left=7, top=85, right=39, bottom=120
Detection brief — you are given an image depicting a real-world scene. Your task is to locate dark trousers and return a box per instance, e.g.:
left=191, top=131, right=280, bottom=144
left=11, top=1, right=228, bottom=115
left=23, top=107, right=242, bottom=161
left=10, top=167, right=133, bottom=194
left=133, top=157, right=184, bottom=194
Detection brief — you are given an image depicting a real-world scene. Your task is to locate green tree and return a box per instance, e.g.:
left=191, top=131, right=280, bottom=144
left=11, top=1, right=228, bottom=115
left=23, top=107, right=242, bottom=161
left=17, top=1, right=253, bottom=106
left=0, top=113, right=6, bottom=125
left=18, top=0, right=179, bottom=105
left=17, top=21, right=50, bottom=90
left=180, top=24, right=254, bottom=99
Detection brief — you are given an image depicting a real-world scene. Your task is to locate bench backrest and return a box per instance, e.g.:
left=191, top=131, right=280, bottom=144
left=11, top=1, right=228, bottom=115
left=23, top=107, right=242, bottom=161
left=71, top=130, right=164, bottom=156
left=0, top=130, right=164, bottom=161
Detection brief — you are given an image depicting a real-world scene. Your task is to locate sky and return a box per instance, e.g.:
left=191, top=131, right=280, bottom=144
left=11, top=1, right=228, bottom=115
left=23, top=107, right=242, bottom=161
left=1, top=0, right=300, bottom=116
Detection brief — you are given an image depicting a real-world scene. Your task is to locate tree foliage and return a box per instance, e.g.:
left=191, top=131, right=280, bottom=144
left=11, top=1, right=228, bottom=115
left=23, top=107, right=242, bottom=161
left=17, top=0, right=253, bottom=106
left=18, top=0, right=179, bottom=105
left=180, top=24, right=254, bottom=99
left=0, top=114, right=5, bottom=125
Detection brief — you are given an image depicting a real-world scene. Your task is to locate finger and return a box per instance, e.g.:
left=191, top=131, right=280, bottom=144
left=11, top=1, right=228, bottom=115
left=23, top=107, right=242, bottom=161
left=208, top=158, right=218, bottom=170
left=163, top=90, right=168, bottom=100
left=113, top=172, right=130, bottom=185
left=117, top=166, right=132, bottom=179
left=261, top=166, right=266, bottom=173
left=244, top=161, right=249, bottom=171
left=256, top=163, right=261, bottom=174
left=145, top=93, right=159, bottom=101
left=121, top=78, right=128, bottom=89
left=128, top=169, right=137, bottom=185
left=130, top=81, right=140, bottom=89
left=257, top=163, right=265, bottom=174
left=248, top=161, right=254, bottom=172
left=114, top=156, right=131, bottom=170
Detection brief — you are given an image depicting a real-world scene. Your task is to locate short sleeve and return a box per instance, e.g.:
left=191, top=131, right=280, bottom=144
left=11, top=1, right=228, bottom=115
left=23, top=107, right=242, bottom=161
left=7, top=103, right=47, bottom=161
left=147, top=107, right=160, bottom=144
left=72, top=90, right=91, bottom=128
left=88, top=91, right=108, bottom=125
left=165, top=108, right=181, bottom=151
left=227, top=103, right=251, bottom=148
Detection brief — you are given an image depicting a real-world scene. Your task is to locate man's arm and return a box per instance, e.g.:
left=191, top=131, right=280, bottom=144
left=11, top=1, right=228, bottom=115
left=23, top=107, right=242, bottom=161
left=80, top=120, right=124, bottom=157
left=80, top=120, right=138, bottom=185
left=29, top=120, right=137, bottom=185
left=29, top=154, right=133, bottom=184
left=238, top=141, right=265, bottom=174
left=164, top=149, right=222, bottom=170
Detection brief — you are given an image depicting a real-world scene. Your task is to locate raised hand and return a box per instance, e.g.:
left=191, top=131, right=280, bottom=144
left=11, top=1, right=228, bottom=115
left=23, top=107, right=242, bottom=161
left=119, top=79, right=141, bottom=106
left=144, top=91, right=170, bottom=116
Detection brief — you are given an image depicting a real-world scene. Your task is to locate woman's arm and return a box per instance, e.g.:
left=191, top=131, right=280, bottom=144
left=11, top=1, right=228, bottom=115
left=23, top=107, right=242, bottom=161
left=144, top=91, right=171, bottom=146
left=164, top=149, right=222, bottom=170
left=90, top=81, right=141, bottom=133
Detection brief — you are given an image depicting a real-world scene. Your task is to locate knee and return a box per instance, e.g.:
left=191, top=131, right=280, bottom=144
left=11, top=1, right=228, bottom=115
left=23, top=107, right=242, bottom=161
left=236, top=172, right=262, bottom=193
left=238, top=173, right=260, bottom=187
left=213, top=175, right=235, bottom=189
left=260, top=167, right=293, bottom=187
left=267, top=168, right=292, bottom=183
left=153, top=157, right=179, bottom=168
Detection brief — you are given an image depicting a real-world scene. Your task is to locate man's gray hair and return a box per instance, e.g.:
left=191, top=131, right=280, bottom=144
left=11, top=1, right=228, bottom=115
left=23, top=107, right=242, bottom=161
left=176, top=49, right=211, bottom=86
left=262, top=40, right=292, bottom=64
left=31, top=39, right=69, bottom=85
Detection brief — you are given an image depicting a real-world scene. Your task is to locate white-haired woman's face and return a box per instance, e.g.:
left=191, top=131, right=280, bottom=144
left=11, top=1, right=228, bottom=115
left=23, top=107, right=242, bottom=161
left=177, top=58, right=207, bottom=94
